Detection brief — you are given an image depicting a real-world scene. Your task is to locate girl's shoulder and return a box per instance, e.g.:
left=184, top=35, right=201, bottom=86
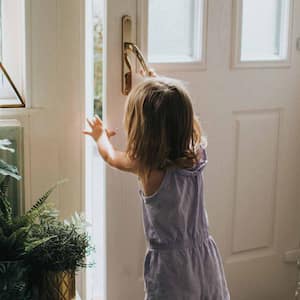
left=139, top=141, right=208, bottom=199
left=138, top=169, right=167, bottom=198
left=175, top=143, right=208, bottom=176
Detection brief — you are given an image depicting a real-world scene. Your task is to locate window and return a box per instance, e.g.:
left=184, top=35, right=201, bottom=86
left=233, top=0, right=293, bottom=67
left=147, top=0, right=207, bottom=67
left=0, top=0, right=25, bottom=107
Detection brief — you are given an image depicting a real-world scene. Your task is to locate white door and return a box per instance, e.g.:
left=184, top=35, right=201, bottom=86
left=100, top=0, right=300, bottom=299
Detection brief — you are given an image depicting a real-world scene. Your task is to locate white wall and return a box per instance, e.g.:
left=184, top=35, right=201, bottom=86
left=28, top=0, right=85, bottom=217
left=28, top=0, right=86, bottom=296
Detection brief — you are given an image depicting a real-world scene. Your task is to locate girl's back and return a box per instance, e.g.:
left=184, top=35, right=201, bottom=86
left=139, top=147, right=230, bottom=300
left=83, top=76, right=230, bottom=299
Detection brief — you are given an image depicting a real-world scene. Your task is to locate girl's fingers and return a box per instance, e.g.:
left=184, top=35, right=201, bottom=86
left=94, top=114, right=103, bottom=125
left=86, top=118, right=94, bottom=128
left=149, top=69, right=157, bottom=77
left=82, top=130, right=91, bottom=136
left=139, top=69, right=146, bottom=77
left=139, top=68, right=157, bottom=78
left=105, top=128, right=117, bottom=138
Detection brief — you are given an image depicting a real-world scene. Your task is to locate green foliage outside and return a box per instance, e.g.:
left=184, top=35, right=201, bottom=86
left=94, top=15, right=103, bottom=118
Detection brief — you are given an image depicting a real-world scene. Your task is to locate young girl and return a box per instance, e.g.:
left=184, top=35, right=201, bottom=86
left=83, top=77, right=230, bottom=300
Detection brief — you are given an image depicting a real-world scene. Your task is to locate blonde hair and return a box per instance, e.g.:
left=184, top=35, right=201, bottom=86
left=124, top=77, right=203, bottom=177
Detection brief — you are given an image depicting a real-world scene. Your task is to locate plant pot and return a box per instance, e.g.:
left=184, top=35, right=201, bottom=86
left=0, top=260, right=31, bottom=300
left=38, top=270, right=76, bottom=300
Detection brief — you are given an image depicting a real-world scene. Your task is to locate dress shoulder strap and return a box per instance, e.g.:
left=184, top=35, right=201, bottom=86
left=199, top=144, right=207, bottom=164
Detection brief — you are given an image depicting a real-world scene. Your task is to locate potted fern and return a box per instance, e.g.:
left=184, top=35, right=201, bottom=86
left=0, top=181, right=61, bottom=300
left=0, top=139, right=62, bottom=299
left=27, top=207, right=93, bottom=300
left=0, top=139, right=93, bottom=300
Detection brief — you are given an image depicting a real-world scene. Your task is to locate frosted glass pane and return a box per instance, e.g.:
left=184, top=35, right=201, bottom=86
left=148, top=0, right=203, bottom=63
left=0, top=121, right=24, bottom=216
left=241, top=0, right=290, bottom=61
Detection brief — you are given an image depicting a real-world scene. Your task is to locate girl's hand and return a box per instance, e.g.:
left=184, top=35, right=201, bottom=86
left=105, top=128, right=117, bottom=139
left=82, top=115, right=116, bottom=142
left=139, top=68, right=157, bottom=77
left=82, top=115, right=137, bottom=174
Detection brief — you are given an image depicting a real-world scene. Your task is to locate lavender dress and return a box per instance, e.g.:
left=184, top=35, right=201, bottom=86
left=138, top=147, right=230, bottom=300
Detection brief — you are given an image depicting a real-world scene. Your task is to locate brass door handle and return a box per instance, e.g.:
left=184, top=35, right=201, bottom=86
left=122, top=15, right=151, bottom=95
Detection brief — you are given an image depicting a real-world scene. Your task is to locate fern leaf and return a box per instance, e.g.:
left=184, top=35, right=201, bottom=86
left=0, top=139, right=15, bottom=153
left=0, top=176, right=12, bottom=222
left=24, top=235, right=56, bottom=253
left=27, top=178, right=68, bottom=214
left=0, top=160, right=21, bottom=180
left=0, top=175, right=10, bottom=199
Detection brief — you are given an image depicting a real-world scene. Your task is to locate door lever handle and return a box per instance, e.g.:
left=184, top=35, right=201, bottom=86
left=125, top=42, right=151, bottom=76
left=122, top=15, right=151, bottom=95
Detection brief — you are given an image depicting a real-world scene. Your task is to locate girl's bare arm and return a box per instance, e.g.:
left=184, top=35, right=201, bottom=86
left=82, top=115, right=138, bottom=174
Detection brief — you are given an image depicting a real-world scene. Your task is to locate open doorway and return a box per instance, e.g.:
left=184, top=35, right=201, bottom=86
left=85, top=0, right=105, bottom=299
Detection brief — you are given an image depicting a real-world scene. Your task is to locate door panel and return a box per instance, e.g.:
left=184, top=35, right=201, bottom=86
left=106, top=1, right=145, bottom=299
left=105, top=0, right=300, bottom=299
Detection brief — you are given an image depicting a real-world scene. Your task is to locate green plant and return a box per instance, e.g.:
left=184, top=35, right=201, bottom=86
left=0, top=260, right=31, bottom=300
left=0, top=138, right=93, bottom=298
left=0, top=138, right=65, bottom=299
left=0, top=139, right=54, bottom=261
left=27, top=208, right=94, bottom=273
left=0, top=177, right=66, bottom=261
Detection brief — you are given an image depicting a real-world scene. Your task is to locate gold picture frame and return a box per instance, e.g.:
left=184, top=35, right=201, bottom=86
left=0, top=62, right=25, bottom=108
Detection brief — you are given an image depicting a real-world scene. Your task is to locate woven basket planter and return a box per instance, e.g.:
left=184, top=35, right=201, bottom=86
left=38, top=270, right=76, bottom=300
